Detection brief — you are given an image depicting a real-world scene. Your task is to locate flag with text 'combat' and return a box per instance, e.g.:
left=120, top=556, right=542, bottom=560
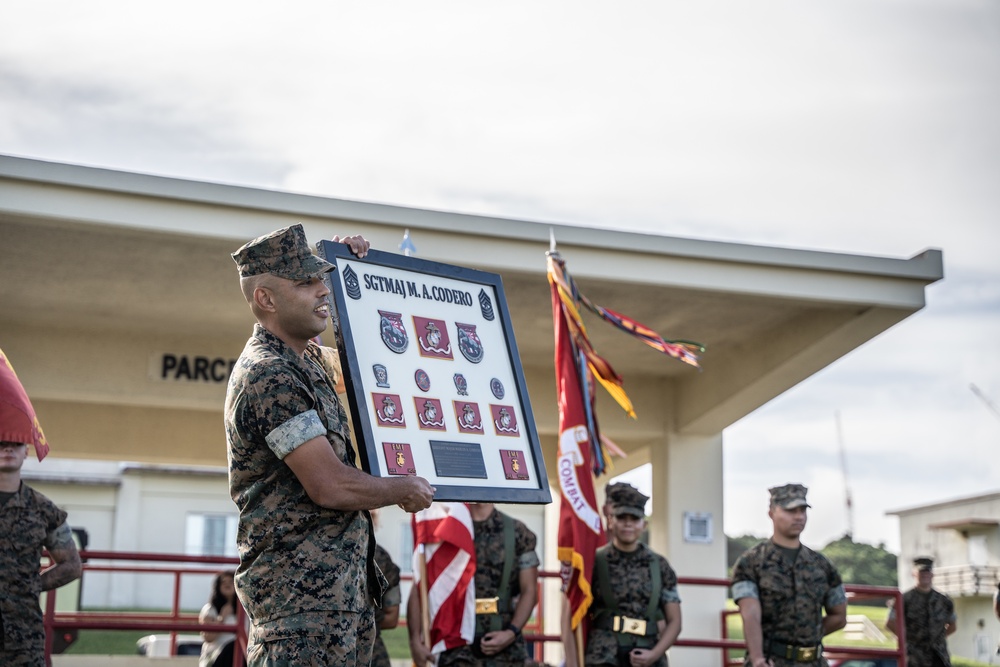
left=550, top=275, right=607, bottom=632
left=412, top=502, right=477, bottom=654
left=0, top=347, right=50, bottom=461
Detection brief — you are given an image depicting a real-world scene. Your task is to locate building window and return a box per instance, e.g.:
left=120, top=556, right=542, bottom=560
left=185, top=513, right=238, bottom=557
left=969, top=534, right=988, bottom=566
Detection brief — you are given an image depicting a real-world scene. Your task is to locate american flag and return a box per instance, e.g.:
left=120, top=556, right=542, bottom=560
left=411, top=502, right=477, bottom=654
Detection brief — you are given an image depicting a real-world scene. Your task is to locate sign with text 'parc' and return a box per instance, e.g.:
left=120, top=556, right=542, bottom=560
left=318, top=241, right=550, bottom=504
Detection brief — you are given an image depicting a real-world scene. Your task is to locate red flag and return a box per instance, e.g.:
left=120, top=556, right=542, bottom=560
left=551, top=280, right=607, bottom=631
left=412, top=502, right=477, bottom=653
left=0, top=347, right=50, bottom=461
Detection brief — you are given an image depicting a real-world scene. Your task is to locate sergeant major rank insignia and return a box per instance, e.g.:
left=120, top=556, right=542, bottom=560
left=378, top=310, right=408, bottom=354
left=344, top=265, right=362, bottom=300
left=455, top=322, right=484, bottom=364
left=478, top=289, right=495, bottom=321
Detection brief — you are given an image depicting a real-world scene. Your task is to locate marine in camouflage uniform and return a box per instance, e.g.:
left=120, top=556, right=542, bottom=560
left=2, top=351, right=83, bottom=667
left=586, top=484, right=682, bottom=667
left=0, top=481, right=78, bottom=667
left=886, top=558, right=956, bottom=667
left=731, top=484, right=847, bottom=667
left=371, top=544, right=401, bottom=667
left=225, top=225, right=434, bottom=667
left=414, top=503, right=539, bottom=667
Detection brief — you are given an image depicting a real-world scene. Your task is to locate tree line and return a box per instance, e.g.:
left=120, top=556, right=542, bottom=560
left=727, top=533, right=898, bottom=588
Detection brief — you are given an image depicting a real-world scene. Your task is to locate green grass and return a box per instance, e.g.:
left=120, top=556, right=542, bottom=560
left=383, top=625, right=412, bottom=659
left=59, top=608, right=202, bottom=655
left=723, top=604, right=991, bottom=667
left=59, top=606, right=993, bottom=667
left=63, top=630, right=153, bottom=655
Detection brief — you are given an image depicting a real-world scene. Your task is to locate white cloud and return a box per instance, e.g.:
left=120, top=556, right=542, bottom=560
left=2, top=0, right=999, bottom=555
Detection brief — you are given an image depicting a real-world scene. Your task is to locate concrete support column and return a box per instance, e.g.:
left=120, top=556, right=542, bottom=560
left=110, top=470, right=141, bottom=608
left=649, top=431, right=727, bottom=667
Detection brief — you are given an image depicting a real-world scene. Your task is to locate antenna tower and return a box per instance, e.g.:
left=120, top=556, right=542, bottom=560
left=835, top=410, right=854, bottom=540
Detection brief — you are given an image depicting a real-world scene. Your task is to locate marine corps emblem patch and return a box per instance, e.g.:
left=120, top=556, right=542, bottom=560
left=490, top=404, right=520, bottom=436
left=414, top=397, right=446, bottom=431
left=414, top=316, right=453, bottom=359
left=453, top=401, right=484, bottom=434
left=372, top=392, right=406, bottom=428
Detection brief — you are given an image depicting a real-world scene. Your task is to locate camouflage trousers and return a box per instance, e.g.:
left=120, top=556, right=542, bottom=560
left=437, top=634, right=529, bottom=667
left=0, top=648, right=46, bottom=667
left=744, top=657, right=828, bottom=667
left=585, top=628, right=667, bottom=667
left=246, top=609, right=375, bottom=667
left=371, top=633, right=391, bottom=667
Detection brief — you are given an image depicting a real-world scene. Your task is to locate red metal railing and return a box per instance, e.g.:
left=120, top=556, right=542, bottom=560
left=43, top=553, right=906, bottom=666
left=43, top=550, right=245, bottom=665
left=718, top=583, right=906, bottom=667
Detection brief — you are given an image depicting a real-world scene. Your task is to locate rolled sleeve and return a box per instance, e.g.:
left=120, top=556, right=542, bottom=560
left=731, top=580, right=759, bottom=601
left=266, top=409, right=326, bottom=459
left=825, top=583, right=847, bottom=608
left=518, top=550, right=540, bottom=570
left=45, top=521, right=75, bottom=550
left=383, top=585, right=401, bottom=608
left=662, top=586, right=682, bottom=605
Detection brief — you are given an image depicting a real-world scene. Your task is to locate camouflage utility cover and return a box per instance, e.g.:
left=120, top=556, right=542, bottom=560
left=0, top=483, right=68, bottom=654
left=225, top=324, right=369, bottom=641
left=731, top=540, right=846, bottom=666
left=891, top=587, right=955, bottom=667
left=231, top=223, right=334, bottom=280
left=586, top=543, right=681, bottom=666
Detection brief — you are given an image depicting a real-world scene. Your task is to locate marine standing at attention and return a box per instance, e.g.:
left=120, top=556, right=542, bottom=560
left=409, top=502, right=539, bottom=666
left=885, top=557, right=956, bottom=667
left=585, top=483, right=682, bottom=667
left=731, top=484, right=847, bottom=667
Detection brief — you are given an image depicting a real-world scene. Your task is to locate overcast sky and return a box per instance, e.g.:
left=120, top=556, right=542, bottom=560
left=3, top=0, right=998, bottom=553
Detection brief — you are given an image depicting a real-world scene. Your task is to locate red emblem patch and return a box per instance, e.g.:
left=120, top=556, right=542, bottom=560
left=413, top=316, right=453, bottom=360
left=500, top=449, right=529, bottom=480
left=372, top=392, right=406, bottom=428
left=452, top=400, right=484, bottom=434
left=490, top=404, right=520, bottom=437
left=383, top=442, right=417, bottom=475
left=414, top=397, right=447, bottom=431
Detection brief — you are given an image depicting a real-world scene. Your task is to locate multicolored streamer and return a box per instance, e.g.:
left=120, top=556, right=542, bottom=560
left=546, top=249, right=704, bottom=474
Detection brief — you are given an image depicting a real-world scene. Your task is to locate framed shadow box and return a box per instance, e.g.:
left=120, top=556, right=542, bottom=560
left=318, top=241, right=551, bottom=504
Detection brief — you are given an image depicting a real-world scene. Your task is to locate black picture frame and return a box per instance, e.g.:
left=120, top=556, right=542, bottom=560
left=318, top=241, right=551, bottom=504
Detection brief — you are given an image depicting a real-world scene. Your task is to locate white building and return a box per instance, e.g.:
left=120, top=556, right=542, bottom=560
left=2, top=154, right=943, bottom=665
left=888, top=491, right=1000, bottom=664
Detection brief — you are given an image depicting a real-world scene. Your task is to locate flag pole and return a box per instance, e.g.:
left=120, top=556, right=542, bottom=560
left=575, top=623, right=585, bottom=667
left=418, top=545, right=432, bottom=667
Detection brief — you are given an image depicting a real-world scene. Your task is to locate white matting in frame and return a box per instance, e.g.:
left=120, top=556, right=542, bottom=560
left=318, top=242, right=551, bottom=504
